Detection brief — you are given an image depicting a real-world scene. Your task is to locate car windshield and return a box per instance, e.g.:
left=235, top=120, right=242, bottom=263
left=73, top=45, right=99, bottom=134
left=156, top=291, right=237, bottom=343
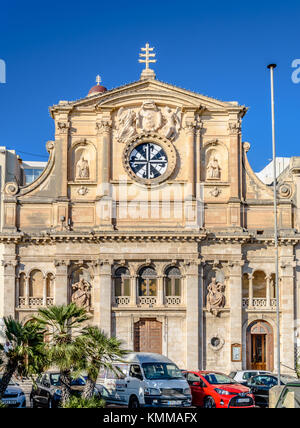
left=142, top=363, right=184, bottom=380
left=0, top=376, right=15, bottom=386
left=203, top=373, right=237, bottom=385
left=50, top=374, right=86, bottom=386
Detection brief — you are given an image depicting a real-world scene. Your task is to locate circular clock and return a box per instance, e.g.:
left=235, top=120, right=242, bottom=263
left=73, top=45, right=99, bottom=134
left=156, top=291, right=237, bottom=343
left=122, top=134, right=177, bottom=185
left=129, top=142, right=168, bottom=180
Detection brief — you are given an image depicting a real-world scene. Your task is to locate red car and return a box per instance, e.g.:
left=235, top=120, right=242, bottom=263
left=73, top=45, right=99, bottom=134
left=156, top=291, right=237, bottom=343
left=183, top=370, right=255, bottom=408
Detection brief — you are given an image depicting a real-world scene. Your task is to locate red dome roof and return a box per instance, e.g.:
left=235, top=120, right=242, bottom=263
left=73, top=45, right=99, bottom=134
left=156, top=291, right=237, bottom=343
left=88, top=85, right=107, bottom=96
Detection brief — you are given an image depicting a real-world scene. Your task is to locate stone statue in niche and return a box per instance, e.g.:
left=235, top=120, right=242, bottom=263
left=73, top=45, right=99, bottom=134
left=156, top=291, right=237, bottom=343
left=206, top=156, right=221, bottom=180
left=117, top=107, right=138, bottom=142
left=71, top=278, right=91, bottom=311
left=162, top=106, right=182, bottom=141
left=206, top=277, right=226, bottom=316
left=76, top=156, right=90, bottom=179
left=138, top=100, right=162, bottom=132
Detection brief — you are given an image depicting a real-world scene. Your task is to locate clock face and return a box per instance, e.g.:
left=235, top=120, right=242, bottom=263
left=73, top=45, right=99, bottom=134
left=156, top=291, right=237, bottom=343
left=129, top=143, right=168, bottom=180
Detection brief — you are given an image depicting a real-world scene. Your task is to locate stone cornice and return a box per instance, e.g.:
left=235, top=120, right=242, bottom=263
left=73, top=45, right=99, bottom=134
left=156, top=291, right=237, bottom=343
left=0, top=230, right=299, bottom=245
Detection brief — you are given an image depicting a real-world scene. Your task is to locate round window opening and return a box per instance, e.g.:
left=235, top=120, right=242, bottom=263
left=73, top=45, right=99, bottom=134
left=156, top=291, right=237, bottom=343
left=211, top=337, right=221, bottom=348
left=129, top=142, right=168, bottom=180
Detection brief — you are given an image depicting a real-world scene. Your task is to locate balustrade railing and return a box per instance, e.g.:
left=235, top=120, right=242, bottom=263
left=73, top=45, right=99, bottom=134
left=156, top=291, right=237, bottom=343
left=242, top=297, right=277, bottom=310
left=18, top=297, right=53, bottom=308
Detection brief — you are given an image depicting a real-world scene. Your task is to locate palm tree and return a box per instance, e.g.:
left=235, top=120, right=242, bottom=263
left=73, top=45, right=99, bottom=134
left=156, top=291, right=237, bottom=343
left=34, top=303, right=90, bottom=405
left=0, top=317, right=46, bottom=399
left=77, top=326, right=128, bottom=400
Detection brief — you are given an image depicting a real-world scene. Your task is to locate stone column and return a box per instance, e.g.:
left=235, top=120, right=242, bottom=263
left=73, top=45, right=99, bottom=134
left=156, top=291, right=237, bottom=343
left=15, top=276, right=19, bottom=308
left=248, top=273, right=254, bottom=308
left=266, top=275, right=271, bottom=308
left=2, top=260, right=17, bottom=317
left=130, top=275, right=137, bottom=306
left=184, top=116, right=197, bottom=198
left=228, top=119, right=242, bottom=227
left=99, top=260, right=113, bottom=336
left=43, top=275, right=47, bottom=306
left=157, top=275, right=164, bottom=306
left=96, top=117, right=112, bottom=198
left=25, top=275, right=30, bottom=306
left=228, top=259, right=243, bottom=371
left=55, top=119, right=70, bottom=199
left=185, top=260, right=200, bottom=370
left=54, top=260, right=69, bottom=305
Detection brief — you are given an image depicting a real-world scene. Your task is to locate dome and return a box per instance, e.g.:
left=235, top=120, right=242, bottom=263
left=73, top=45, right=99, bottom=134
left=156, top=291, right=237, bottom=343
left=87, top=84, right=107, bottom=97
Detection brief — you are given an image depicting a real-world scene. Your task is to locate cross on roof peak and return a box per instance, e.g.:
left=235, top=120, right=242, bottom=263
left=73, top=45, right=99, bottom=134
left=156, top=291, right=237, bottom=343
left=139, top=43, right=157, bottom=80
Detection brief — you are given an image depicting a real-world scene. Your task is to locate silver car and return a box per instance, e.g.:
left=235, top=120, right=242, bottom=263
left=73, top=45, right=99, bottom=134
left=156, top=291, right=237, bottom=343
left=0, top=377, right=26, bottom=408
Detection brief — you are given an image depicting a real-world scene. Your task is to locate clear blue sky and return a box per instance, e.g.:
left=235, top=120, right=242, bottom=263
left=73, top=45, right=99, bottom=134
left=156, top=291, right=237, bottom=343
left=0, top=0, right=299, bottom=171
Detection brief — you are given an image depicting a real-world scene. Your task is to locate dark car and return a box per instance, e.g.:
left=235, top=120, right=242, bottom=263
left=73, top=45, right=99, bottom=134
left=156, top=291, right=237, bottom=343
left=247, top=374, right=297, bottom=408
left=30, top=371, right=99, bottom=408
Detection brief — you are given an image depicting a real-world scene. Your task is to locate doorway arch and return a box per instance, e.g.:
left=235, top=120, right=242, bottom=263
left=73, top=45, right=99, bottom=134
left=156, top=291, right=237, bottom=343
left=246, top=320, right=274, bottom=371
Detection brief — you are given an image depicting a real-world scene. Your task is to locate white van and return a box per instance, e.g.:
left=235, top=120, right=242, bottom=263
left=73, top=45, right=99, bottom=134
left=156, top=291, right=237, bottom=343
left=96, top=352, right=192, bottom=408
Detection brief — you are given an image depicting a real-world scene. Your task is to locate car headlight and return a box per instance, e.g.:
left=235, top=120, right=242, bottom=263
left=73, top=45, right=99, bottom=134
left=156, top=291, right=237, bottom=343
left=18, top=391, right=25, bottom=397
left=144, top=387, right=161, bottom=396
left=183, top=388, right=191, bottom=395
left=214, top=388, right=231, bottom=396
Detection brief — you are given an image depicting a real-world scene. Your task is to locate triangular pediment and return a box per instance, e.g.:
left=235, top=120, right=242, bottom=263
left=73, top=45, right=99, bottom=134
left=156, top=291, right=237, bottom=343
left=50, top=79, right=247, bottom=116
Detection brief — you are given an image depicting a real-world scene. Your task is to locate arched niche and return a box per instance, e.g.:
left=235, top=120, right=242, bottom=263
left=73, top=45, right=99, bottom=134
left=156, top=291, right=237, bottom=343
left=69, top=141, right=96, bottom=182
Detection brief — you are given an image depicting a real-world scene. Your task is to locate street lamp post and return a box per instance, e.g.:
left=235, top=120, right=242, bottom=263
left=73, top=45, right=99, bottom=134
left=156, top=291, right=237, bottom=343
left=267, top=63, right=281, bottom=384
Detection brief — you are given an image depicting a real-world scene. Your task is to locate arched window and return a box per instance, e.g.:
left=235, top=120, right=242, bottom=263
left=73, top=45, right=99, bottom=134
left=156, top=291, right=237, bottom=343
left=46, top=273, right=54, bottom=298
left=242, top=273, right=249, bottom=298
left=253, top=271, right=266, bottom=298
left=29, top=270, right=43, bottom=298
left=114, top=267, right=130, bottom=297
left=19, top=273, right=26, bottom=297
left=138, top=267, right=157, bottom=297
left=165, top=267, right=181, bottom=296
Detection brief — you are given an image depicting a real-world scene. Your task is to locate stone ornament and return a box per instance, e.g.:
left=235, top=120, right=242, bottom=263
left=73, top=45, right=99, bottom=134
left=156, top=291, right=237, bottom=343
left=117, top=108, right=138, bottom=142
left=71, top=278, right=91, bottom=311
left=209, top=187, right=221, bottom=197
left=76, top=156, right=90, bottom=179
left=116, top=101, right=182, bottom=142
left=5, top=182, right=19, bottom=196
left=278, top=184, right=292, bottom=198
left=46, top=140, right=55, bottom=153
left=77, top=186, right=89, bottom=196
left=206, top=277, right=226, bottom=316
left=209, top=334, right=225, bottom=352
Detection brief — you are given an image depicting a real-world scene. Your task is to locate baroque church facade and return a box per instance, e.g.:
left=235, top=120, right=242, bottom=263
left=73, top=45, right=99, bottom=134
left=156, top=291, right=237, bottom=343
left=1, top=51, right=300, bottom=374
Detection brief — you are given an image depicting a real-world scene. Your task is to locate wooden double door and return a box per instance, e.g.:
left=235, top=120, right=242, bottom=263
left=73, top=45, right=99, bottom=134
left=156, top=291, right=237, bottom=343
left=247, top=320, right=274, bottom=371
left=134, top=318, right=162, bottom=354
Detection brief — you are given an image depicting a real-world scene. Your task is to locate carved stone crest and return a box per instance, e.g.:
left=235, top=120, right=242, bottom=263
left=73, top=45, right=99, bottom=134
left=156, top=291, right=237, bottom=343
left=116, top=101, right=182, bottom=142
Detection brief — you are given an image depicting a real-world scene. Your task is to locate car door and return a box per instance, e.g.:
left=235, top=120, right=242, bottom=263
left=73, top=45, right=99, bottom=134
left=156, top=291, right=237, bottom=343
left=186, top=372, right=206, bottom=407
left=126, top=364, right=144, bottom=405
left=39, top=374, right=51, bottom=407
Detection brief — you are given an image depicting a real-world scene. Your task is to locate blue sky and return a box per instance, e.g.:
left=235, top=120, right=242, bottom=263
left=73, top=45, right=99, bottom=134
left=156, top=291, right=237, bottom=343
left=0, top=0, right=299, bottom=171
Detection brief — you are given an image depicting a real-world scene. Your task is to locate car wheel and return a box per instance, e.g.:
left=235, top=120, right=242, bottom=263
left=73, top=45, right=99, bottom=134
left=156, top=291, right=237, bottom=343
left=129, top=396, right=140, bottom=409
left=204, top=396, right=216, bottom=408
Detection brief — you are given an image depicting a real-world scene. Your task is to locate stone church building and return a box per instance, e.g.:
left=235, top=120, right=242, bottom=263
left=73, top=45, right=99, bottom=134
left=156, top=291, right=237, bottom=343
left=1, top=52, right=300, bottom=374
